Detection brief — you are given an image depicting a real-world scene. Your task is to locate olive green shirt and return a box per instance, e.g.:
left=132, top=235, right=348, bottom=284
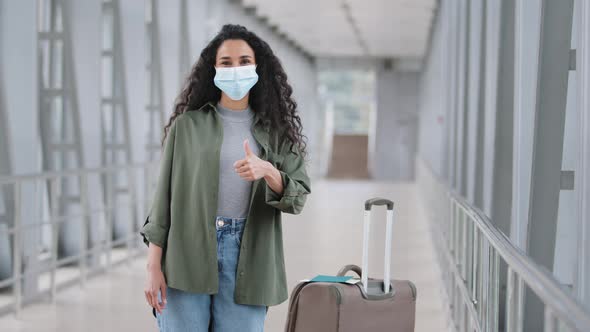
left=139, top=101, right=311, bottom=308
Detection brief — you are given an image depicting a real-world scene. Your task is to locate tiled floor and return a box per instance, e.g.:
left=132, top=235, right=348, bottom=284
left=0, top=178, right=451, bottom=332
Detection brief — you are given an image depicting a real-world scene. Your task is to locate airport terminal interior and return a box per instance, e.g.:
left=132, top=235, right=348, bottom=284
left=1, top=0, right=590, bottom=331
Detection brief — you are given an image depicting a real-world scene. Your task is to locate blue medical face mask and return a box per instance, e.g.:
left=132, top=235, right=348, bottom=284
left=213, top=64, right=259, bottom=101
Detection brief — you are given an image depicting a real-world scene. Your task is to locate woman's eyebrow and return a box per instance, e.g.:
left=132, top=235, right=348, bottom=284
left=219, top=55, right=252, bottom=60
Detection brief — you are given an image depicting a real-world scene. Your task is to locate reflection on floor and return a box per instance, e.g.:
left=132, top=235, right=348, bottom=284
left=0, top=178, right=450, bottom=332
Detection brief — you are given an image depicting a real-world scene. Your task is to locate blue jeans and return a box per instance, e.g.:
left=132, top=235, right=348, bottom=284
left=155, top=216, right=268, bottom=331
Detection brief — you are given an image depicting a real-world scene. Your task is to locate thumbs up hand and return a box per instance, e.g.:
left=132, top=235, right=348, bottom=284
left=234, top=139, right=271, bottom=181
left=243, top=138, right=254, bottom=157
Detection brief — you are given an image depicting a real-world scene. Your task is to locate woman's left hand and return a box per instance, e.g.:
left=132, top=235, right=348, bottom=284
left=234, top=139, right=271, bottom=181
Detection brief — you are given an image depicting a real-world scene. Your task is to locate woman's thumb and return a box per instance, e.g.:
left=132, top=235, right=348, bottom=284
left=243, top=139, right=253, bottom=156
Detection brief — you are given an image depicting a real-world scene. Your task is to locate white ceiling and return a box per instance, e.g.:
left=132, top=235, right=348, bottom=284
left=241, top=0, right=437, bottom=59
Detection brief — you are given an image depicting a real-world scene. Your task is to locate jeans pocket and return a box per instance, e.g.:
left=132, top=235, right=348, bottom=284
left=234, top=228, right=243, bottom=247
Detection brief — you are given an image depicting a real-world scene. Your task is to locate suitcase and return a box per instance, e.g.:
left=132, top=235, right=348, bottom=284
left=284, top=197, right=417, bottom=332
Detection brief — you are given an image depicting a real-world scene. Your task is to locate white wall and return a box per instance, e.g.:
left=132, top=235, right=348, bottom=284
left=417, top=4, right=445, bottom=178
left=374, top=67, right=419, bottom=181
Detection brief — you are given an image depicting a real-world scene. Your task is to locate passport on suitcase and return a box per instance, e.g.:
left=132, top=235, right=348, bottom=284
left=284, top=198, right=417, bottom=332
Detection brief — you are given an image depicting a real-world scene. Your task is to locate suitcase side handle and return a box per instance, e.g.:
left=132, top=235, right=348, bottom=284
left=336, top=264, right=362, bottom=277
left=362, top=197, right=395, bottom=295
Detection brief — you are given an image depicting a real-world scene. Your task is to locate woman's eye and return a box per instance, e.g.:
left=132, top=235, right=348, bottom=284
left=218, top=61, right=251, bottom=66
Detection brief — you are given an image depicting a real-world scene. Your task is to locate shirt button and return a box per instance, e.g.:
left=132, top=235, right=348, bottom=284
left=240, top=271, right=244, bottom=276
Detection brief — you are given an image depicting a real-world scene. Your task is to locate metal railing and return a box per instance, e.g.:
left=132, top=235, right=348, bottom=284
left=417, top=158, right=590, bottom=332
left=0, top=162, right=158, bottom=317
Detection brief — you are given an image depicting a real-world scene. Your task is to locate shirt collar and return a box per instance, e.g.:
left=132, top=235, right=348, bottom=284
left=205, top=101, right=269, bottom=150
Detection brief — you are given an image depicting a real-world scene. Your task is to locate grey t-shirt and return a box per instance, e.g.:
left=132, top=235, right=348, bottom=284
left=214, top=102, right=261, bottom=218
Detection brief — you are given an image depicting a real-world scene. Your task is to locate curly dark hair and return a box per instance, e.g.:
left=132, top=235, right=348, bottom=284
left=161, top=23, right=308, bottom=159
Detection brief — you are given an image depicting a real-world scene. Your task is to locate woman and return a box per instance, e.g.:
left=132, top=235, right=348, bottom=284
left=140, top=24, right=311, bottom=331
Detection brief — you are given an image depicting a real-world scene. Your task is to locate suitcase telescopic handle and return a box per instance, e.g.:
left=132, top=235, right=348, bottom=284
left=362, top=197, right=395, bottom=294
left=364, top=198, right=394, bottom=211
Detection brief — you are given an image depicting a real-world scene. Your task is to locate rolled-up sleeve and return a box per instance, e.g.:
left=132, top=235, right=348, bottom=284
left=139, top=119, right=178, bottom=248
left=264, top=140, right=311, bottom=215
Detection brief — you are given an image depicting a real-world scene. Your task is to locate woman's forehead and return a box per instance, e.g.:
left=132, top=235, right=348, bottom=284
left=216, top=40, right=255, bottom=60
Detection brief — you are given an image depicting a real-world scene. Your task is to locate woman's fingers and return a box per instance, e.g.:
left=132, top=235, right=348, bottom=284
left=235, top=161, right=266, bottom=181
left=152, top=288, right=163, bottom=314
left=145, top=269, right=168, bottom=314
left=160, top=282, right=167, bottom=307
left=233, top=158, right=248, bottom=168
left=237, top=170, right=254, bottom=181
left=144, top=290, right=153, bottom=308
left=235, top=163, right=250, bottom=173
left=236, top=167, right=253, bottom=176
left=235, top=163, right=254, bottom=179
